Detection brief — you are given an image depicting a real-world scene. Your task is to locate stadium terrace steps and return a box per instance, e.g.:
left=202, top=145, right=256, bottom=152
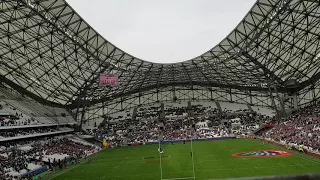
left=0, top=88, right=76, bottom=125
left=86, top=101, right=275, bottom=131
left=4, top=100, right=36, bottom=116
left=2, top=99, right=56, bottom=124
left=0, top=129, right=74, bottom=142
left=6, top=163, right=43, bottom=177
left=220, top=102, right=248, bottom=113
left=0, top=123, right=61, bottom=130
left=164, top=102, right=188, bottom=118
left=0, top=88, right=20, bottom=100
left=69, top=135, right=101, bottom=149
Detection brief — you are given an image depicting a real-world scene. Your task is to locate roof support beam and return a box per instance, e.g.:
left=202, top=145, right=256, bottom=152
left=68, top=81, right=289, bottom=109
left=241, top=51, right=283, bottom=85
left=0, top=76, right=66, bottom=108
left=73, top=48, right=118, bottom=98
left=295, top=70, right=320, bottom=92
left=20, top=1, right=124, bottom=101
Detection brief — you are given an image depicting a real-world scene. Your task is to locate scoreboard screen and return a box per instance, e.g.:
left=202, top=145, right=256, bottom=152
left=99, top=74, right=119, bottom=87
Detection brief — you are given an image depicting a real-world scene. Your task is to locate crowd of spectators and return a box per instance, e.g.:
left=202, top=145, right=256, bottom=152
left=96, top=117, right=230, bottom=147
left=0, top=137, right=96, bottom=180
left=0, top=117, right=39, bottom=127
left=0, top=102, right=40, bottom=127
left=0, top=149, right=31, bottom=179
left=0, top=127, right=58, bottom=139
left=94, top=104, right=272, bottom=147
left=264, top=102, right=320, bottom=153
left=6, top=100, right=320, bottom=179
left=31, top=138, right=94, bottom=160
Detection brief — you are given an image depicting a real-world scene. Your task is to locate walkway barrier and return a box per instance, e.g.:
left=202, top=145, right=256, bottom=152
left=21, top=167, right=48, bottom=178
left=123, top=137, right=237, bottom=146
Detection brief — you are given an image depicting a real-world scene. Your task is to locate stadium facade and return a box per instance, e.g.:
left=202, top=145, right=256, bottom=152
left=0, top=0, right=320, bottom=126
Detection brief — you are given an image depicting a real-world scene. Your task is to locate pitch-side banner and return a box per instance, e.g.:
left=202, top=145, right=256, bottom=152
left=99, top=74, right=119, bottom=87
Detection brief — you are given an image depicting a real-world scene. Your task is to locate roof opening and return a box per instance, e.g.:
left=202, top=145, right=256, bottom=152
left=67, top=0, right=256, bottom=63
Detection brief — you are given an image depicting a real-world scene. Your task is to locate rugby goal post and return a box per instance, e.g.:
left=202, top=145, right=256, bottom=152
left=158, top=131, right=196, bottom=180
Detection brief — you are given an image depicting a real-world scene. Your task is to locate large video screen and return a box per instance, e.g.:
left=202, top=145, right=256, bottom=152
left=99, top=74, right=119, bottom=87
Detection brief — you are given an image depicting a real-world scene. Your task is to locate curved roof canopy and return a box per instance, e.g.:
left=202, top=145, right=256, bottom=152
left=0, top=0, right=319, bottom=108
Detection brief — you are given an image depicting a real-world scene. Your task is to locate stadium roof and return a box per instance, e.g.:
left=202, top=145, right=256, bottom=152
left=0, top=0, right=319, bottom=108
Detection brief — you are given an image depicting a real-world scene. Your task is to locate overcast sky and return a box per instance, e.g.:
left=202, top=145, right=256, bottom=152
left=66, top=0, right=256, bottom=63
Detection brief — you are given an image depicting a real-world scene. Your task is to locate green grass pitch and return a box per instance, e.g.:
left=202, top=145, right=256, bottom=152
left=46, top=139, right=320, bottom=180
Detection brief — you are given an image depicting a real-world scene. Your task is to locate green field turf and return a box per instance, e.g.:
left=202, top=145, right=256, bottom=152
left=45, top=139, right=320, bottom=180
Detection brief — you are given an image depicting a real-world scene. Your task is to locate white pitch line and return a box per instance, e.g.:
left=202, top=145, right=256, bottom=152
left=254, top=166, right=260, bottom=171
left=100, top=174, right=107, bottom=180
left=259, top=140, right=320, bottom=165
left=47, top=152, right=102, bottom=180
left=47, top=163, right=81, bottom=180
left=81, top=164, right=315, bottom=180
left=114, top=160, right=125, bottom=169
left=294, top=153, right=320, bottom=164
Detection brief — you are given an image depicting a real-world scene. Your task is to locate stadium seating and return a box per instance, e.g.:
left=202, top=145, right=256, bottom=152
left=220, top=102, right=249, bottom=113
left=0, top=88, right=76, bottom=126
left=93, top=102, right=275, bottom=147
left=0, top=88, right=83, bottom=179
left=0, top=126, right=74, bottom=142
left=264, top=102, right=320, bottom=154
left=0, top=100, right=36, bottom=127
left=0, top=136, right=98, bottom=179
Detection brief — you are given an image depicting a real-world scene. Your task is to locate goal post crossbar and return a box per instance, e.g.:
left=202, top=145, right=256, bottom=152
left=162, top=177, right=195, bottom=180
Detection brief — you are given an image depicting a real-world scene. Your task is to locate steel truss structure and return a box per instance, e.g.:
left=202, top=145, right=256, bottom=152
left=0, top=0, right=320, bottom=124
left=79, top=86, right=284, bottom=124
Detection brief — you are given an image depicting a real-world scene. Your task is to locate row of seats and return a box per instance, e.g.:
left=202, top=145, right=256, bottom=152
left=264, top=102, right=320, bottom=154
left=83, top=101, right=275, bottom=131
left=0, top=88, right=76, bottom=127
left=0, top=126, right=73, bottom=140
left=93, top=103, right=275, bottom=147
left=0, top=136, right=98, bottom=180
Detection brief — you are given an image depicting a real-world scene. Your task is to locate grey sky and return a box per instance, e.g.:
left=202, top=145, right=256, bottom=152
left=66, top=0, right=256, bottom=63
